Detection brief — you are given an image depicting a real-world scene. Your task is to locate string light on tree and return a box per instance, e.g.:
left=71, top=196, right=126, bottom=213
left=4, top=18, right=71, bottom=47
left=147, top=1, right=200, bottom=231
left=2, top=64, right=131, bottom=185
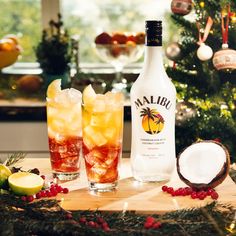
left=199, top=1, right=205, bottom=8
left=171, top=0, right=193, bottom=16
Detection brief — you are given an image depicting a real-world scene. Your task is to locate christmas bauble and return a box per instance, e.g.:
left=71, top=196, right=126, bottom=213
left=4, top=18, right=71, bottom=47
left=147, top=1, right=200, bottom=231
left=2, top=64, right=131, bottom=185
left=176, top=101, right=197, bottom=126
left=165, top=42, right=182, bottom=61
left=171, top=0, right=193, bottom=16
left=213, top=48, right=236, bottom=71
left=197, top=43, right=213, bottom=61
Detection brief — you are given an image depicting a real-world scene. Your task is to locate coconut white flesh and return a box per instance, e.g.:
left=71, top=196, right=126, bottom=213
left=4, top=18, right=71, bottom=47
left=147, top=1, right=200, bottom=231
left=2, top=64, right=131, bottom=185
left=179, top=142, right=226, bottom=184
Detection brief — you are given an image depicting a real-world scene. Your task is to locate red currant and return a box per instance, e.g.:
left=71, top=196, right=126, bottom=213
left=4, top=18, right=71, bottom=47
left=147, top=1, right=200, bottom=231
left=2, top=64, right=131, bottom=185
left=152, top=221, right=162, bottom=229
left=40, top=190, right=47, bottom=198
left=207, top=188, right=215, bottom=196
left=103, top=226, right=110, bottom=231
left=211, top=191, right=219, bottom=200
left=191, top=192, right=197, bottom=199
left=46, top=190, right=52, bottom=197
left=102, top=222, right=108, bottom=228
left=161, top=185, right=168, bottom=192
left=63, top=188, right=69, bottom=194
left=56, top=186, right=63, bottom=193
left=40, top=175, right=46, bottom=180
left=185, top=187, right=193, bottom=195
left=36, top=192, right=42, bottom=199
left=79, top=217, right=87, bottom=224
left=50, top=190, right=58, bottom=197
left=167, top=187, right=174, bottom=194
left=146, top=216, right=155, bottom=224
left=97, top=217, right=105, bottom=224
left=21, top=196, right=27, bottom=201
left=144, top=222, right=153, bottom=229
left=88, top=221, right=96, bottom=227
left=27, top=195, right=34, bottom=202
left=66, top=213, right=73, bottom=219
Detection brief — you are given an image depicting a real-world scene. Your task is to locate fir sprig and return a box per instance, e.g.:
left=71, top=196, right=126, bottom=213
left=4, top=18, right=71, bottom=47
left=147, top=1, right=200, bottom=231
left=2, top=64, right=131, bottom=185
left=4, top=152, right=26, bottom=167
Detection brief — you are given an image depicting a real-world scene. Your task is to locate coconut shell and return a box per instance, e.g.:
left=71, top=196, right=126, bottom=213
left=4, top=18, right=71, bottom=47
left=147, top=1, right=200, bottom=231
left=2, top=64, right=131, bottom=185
left=177, top=140, right=230, bottom=189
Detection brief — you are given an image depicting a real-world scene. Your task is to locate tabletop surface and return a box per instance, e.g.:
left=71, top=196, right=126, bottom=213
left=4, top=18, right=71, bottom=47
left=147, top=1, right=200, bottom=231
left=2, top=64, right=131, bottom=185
left=18, top=157, right=236, bottom=214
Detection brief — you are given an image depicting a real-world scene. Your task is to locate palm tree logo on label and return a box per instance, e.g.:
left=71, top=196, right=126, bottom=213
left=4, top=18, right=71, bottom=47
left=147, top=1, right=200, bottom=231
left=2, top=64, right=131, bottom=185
left=140, top=107, right=165, bottom=135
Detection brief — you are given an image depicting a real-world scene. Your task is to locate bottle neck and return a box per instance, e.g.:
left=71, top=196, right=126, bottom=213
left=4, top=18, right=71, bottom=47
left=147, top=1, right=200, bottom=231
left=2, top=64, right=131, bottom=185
left=143, top=46, right=165, bottom=73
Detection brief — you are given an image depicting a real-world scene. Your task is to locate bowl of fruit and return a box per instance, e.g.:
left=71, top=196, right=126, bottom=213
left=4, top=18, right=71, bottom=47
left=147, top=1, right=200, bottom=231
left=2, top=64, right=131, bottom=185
left=95, top=31, right=145, bottom=66
left=94, top=32, right=145, bottom=93
left=0, top=34, right=21, bottom=69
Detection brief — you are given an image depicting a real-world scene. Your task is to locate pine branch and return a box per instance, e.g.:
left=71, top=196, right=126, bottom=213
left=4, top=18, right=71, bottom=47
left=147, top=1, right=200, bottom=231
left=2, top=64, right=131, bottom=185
left=4, top=152, right=26, bottom=167
left=0, top=193, right=235, bottom=236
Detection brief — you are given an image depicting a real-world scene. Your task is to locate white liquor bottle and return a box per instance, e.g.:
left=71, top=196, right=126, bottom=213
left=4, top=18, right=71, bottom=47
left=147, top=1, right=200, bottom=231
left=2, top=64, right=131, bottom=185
left=130, top=21, right=176, bottom=182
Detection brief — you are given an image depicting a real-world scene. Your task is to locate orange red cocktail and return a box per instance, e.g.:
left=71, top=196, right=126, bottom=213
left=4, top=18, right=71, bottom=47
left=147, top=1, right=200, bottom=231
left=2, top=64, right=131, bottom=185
left=46, top=79, right=82, bottom=180
left=82, top=85, right=124, bottom=191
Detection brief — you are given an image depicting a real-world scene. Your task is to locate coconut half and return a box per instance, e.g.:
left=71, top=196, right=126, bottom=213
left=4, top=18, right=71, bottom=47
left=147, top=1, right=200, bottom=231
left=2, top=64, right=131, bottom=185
left=177, top=140, right=230, bottom=189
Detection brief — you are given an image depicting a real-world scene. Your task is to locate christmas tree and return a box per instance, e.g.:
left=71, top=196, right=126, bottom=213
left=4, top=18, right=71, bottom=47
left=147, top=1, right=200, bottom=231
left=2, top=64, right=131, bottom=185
left=166, top=0, right=236, bottom=162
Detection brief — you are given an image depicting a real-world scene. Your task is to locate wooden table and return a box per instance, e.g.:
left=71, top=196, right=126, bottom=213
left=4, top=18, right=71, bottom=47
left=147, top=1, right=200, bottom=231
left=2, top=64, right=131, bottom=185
left=19, top=157, right=236, bottom=214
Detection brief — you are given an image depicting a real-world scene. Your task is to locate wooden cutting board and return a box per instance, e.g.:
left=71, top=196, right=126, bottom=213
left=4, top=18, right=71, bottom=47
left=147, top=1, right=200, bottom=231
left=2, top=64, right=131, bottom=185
left=20, top=157, right=236, bottom=214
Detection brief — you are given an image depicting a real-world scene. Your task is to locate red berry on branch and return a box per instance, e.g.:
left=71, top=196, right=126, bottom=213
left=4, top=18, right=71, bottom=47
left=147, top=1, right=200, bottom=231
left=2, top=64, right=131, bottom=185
left=66, top=213, right=73, bottom=220
left=152, top=221, right=162, bottom=229
left=97, top=217, right=105, bottom=224
left=146, top=216, right=155, bottom=224
left=88, top=221, right=96, bottom=228
left=79, top=217, right=87, bottom=224
left=144, top=222, right=153, bottom=229
left=21, top=196, right=27, bottom=201
left=103, top=226, right=110, bottom=231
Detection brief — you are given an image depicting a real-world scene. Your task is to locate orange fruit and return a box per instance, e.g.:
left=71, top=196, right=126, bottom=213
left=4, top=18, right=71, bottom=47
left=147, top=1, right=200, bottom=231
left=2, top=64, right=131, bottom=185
left=95, top=32, right=112, bottom=45
left=112, top=32, right=128, bottom=44
left=3, top=34, right=19, bottom=45
left=0, top=38, right=17, bottom=51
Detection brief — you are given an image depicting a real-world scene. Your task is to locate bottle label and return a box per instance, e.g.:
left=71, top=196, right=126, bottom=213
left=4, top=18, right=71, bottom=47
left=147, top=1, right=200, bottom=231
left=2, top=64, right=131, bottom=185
left=132, top=95, right=174, bottom=159
left=134, top=95, right=172, bottom=135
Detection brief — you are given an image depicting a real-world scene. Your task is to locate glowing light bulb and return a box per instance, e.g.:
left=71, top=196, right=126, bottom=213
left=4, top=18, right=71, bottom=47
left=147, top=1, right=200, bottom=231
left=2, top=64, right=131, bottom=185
left=200, top=1, right=205, bottom=8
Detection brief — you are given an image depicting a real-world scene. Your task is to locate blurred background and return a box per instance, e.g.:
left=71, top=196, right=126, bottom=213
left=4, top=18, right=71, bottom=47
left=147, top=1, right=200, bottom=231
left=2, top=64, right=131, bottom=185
left=0, top=0, right=235, bottom=163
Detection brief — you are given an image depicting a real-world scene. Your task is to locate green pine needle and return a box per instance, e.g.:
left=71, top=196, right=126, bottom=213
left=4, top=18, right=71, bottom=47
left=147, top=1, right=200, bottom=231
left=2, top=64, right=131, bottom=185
left=4, top=152, right=26, bottom=167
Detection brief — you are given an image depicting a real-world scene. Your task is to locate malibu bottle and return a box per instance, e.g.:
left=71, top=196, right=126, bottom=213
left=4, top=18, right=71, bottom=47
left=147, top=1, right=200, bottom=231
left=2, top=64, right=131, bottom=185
left=130, top=20, right=176, bottom=182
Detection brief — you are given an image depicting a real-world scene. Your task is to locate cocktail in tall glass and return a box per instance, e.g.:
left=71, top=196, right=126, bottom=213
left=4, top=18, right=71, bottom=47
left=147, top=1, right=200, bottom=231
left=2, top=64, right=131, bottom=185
left=82, top=85, right=124, bottom=191
left=46, top=79, right=82, bottom=180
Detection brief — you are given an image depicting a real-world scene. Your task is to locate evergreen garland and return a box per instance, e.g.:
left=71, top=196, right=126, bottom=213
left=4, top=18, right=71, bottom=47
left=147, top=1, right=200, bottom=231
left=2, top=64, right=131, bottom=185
left=0, top=193, right=235, bottom=236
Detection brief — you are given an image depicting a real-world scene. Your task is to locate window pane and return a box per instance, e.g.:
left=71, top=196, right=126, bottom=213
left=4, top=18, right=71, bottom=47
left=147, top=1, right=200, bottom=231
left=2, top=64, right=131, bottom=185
left=0, top=0, right=41, bottom=62
left=62, top=0, right=170, bottom=63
